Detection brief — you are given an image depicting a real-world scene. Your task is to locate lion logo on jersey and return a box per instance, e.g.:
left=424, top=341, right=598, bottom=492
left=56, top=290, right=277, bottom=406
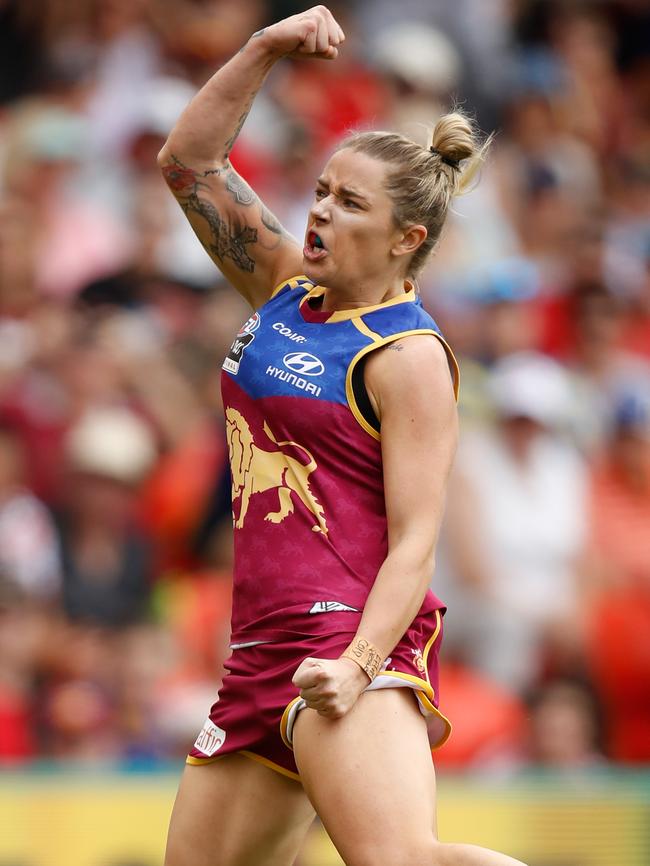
left=225, top=407, right=328, bottom=535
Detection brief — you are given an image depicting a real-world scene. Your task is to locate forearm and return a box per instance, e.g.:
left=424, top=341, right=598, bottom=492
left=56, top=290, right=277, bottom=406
left=293, top=544, right=436, bottom=717
left=158, top=33, right=277, bottom=168
left=351, top=543, right=435, bottom=664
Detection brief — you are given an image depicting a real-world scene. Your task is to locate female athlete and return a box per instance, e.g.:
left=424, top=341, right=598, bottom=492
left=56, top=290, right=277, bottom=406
left=159, top=7, right=527, bottom=866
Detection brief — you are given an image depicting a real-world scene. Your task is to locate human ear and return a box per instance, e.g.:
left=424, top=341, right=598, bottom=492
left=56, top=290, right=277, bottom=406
left=391, top=224, right=427, bottom=259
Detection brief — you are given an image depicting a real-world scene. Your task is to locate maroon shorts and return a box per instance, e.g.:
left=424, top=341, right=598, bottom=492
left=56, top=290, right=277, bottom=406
left=187, top=609, right=450, bottom=781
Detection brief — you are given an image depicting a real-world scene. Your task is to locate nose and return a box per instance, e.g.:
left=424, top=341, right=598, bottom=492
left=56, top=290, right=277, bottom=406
left=309, top=194, right=332, bottom=224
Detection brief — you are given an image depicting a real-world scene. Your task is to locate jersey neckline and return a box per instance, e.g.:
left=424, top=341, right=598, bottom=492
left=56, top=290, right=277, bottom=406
left=298, top=284, right=416, bottom=324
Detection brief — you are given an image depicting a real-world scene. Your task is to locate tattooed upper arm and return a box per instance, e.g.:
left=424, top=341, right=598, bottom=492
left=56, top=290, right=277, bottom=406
left=160, top=155, right=302, bottom=308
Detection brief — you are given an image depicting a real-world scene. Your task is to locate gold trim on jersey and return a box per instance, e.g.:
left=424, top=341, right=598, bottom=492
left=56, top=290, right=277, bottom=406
left=270, top=274, right=311, bottom=300
left=298, top=285, right=418, bottom=322
left=345, top=329, right=461, bottom=440
left=327, top=289, right=416, bottom=322
left=352, top=317, right=382, bottom=341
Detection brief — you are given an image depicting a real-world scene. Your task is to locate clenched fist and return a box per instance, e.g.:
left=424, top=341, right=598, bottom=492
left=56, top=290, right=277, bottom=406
left=292, top=656, right=370, bottom=719
left=253, top=6, right=345, bottom=61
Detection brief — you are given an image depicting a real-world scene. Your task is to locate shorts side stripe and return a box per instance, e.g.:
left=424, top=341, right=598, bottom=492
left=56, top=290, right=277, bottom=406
left=422, top=609, right=442, bottom=701
left=186, top=751, right=302, bottom=781
left=186, top=754, right=222, bottom=766
left=239, top=750, right=301, bottom=782
left=280, top=696, right=303, bottom=749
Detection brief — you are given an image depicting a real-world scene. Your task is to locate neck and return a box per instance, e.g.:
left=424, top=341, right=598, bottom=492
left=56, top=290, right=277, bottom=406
left=319, top=276, right=413, bottom=313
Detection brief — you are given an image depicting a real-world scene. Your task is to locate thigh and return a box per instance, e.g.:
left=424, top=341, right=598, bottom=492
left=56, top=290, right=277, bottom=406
left=165, top=753, right=315, bottom=866
left=292, top=689, right=438, bottom=866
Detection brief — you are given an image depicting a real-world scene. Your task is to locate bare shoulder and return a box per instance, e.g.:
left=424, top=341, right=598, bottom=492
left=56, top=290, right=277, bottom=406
left=364, top=334, right=456, bottom=418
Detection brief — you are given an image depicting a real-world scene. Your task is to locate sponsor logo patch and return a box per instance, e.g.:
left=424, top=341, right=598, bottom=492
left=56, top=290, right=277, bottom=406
left=411, top=648, right=426, bottom=674
left=265, top=365, right=322, bottom=397
left=194, top=718, right=227, bottom=756
left=223, top=312, right=260, bottom=375
left=272, top=322, right=307, bottom=343
left=282, top=351, right=324, bottom=376
left=309, top=601, right=360, bottom=614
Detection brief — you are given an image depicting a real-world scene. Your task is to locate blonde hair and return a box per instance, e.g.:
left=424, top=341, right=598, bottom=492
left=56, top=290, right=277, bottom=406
left=338, top=111, right=490, bottom=276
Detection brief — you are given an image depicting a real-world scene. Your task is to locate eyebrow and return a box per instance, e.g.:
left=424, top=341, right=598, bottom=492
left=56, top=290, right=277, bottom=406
left=316, top=177, right=370, bottom=204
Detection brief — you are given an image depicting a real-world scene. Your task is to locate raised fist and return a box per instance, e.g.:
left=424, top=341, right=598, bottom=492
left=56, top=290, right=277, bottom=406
left=254, top=6, right=345, bottom=61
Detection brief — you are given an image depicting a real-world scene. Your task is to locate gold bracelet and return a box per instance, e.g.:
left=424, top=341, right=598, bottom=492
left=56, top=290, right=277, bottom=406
left=341, top=636, right=383, bottom=682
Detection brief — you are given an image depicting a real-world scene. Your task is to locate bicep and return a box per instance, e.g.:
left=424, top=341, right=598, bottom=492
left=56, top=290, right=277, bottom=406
left=159, top=153, right=303, bottom=308
left=371, top=337, right=458, bottom=555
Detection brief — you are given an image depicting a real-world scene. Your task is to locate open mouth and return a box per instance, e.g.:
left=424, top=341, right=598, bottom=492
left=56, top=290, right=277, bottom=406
left=304, top=229, right=328, bottom=261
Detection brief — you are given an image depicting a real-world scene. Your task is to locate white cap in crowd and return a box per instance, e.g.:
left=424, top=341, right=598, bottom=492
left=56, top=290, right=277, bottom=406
left=65, top=406, right=157, bottom=485
left=487, top=352, right=573, bottom=430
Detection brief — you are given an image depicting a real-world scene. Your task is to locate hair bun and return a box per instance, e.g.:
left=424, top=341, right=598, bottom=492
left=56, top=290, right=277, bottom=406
left=429, top=147, right=460, bottom=169
left=430, top=112, right=478, bottom=166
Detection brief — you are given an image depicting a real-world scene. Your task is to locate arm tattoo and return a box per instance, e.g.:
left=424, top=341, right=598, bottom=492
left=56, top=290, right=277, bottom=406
left=163, top=154, right=291, bottom=270
left=184, top=194, right=258, bottom=272
left=163, top=156, right=258, bottom=272
left=226, top=171, right=256, bottom=205
left=260, top=204, right=283, bottom=235
left=162, top=154, right=223, bottom=193
left=387, top=342, right=405, bottom=352
left=223, top=94, right=255, bottom=160
left=223, top=168, right=289, bottom=244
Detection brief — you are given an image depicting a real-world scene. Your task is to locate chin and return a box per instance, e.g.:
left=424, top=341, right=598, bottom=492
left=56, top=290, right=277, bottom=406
left=303, top=260, right=328, bottom=284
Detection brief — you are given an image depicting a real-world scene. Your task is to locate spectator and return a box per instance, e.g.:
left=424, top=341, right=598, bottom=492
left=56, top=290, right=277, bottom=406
left=57, top=406, right=157, bottom=627
left=440, top=353, right=587, bottom=692
left=0, top=423, right=61, bottom=602
left=1, top=105, right=130, bottom=298
left=583, top=384, right=650, bottom=762
left=525, top=678, right=606, bottom=770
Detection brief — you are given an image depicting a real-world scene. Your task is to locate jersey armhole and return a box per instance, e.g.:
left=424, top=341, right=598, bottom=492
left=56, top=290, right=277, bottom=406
left=351, top=355, right=380, bottom=434
left=345, top=330, right=460, bottom=440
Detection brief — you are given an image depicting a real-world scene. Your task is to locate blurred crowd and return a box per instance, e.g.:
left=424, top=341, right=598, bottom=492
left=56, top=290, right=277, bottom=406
left=0, top=0, right=648, bottom=772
